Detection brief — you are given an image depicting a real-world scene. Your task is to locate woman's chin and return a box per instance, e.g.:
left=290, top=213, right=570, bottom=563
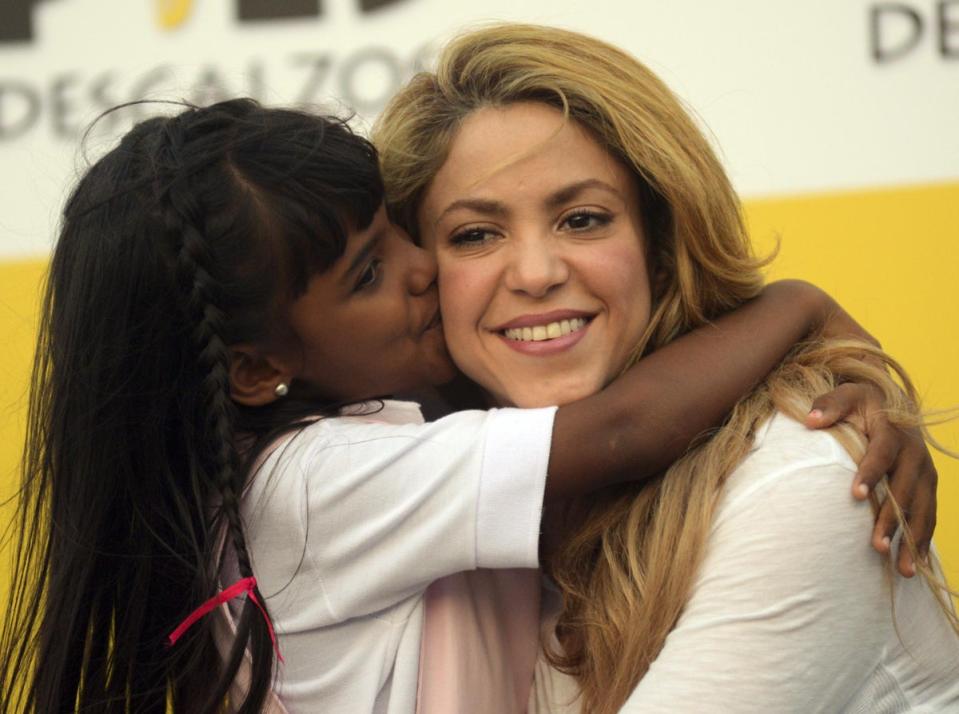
left=494, top=380, right=603, bottom=409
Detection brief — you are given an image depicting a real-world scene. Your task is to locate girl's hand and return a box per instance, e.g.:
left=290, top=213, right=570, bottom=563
left=805, top=383, right=936, bottom=578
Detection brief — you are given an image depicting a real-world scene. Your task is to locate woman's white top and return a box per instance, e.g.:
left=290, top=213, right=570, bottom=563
left=531, top=412, right=959, bottom=714
left=235, top=400, right=555, bottom=713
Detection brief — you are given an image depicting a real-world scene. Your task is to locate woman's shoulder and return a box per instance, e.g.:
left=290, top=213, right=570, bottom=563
left=716, top=411, right=862, bottom=526
left=752, top=410, right=856, bottom=472
left=703, top=410, right=881, bottom=608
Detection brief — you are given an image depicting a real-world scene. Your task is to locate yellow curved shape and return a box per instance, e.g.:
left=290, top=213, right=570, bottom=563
left=157, top=0, right=194, bottom=30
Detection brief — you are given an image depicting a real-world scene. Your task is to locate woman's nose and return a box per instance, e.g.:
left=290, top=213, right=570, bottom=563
left=503, top=233, right=570, bottom=298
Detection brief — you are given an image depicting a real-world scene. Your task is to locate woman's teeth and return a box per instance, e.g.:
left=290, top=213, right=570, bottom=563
left=503, top=317, right=588, bottom=342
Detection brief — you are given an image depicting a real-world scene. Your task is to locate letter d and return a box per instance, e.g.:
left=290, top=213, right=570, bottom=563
left=871, top=3, right=925, bottom=62
left=0, top=81, right=41, bottom=140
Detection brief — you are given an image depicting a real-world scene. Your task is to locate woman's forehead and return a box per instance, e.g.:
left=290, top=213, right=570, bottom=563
left=422, top=103, right=634, bottom=216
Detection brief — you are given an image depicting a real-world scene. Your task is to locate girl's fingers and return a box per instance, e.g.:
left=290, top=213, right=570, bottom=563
left=809, top=381, right=940, bottom=576
left=806, top=383, right=861, bottom=428
left=853, top=418, right=900, bottom=499
left=872, top=499, right=895, bottom=556
left=873, top=495, right=908, bottom=569
left=872, top=445, right=935, bottom=577
left=893, top=436, right=938, bottom=548
left=899, top=451, right=938, bottom=573
left=898, top=481, right=936, bottom=578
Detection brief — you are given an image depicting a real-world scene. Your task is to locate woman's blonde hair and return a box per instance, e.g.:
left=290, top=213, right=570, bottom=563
left=374, top=23, right=957, bottom=714
left=376, top=23, right=766, bottom=348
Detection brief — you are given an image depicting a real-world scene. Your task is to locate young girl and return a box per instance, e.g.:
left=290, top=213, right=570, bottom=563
left=0, top=98, right=936, bottom=713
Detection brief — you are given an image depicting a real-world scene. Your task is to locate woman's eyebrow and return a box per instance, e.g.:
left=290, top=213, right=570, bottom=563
left=547, top=179, right=624, bottom=208
left=433, top=198, right=508, bottom=227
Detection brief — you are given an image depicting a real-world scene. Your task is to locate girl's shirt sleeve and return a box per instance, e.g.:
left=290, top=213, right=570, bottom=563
left=240, top=403, right=556, bottom=623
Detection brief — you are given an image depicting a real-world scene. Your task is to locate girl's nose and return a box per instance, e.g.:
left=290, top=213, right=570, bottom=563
left=403, top=235, right=438, bottom=296
left=503, top=233, right=570, bottom=298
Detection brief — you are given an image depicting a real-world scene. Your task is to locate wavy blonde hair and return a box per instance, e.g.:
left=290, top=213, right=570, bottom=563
left=374, top=23, right=958, bottom=714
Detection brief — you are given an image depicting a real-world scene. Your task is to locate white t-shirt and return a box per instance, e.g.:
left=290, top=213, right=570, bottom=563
left=234, top=400, right=556, bottom=713
left=531, top=412, right=959, bottom=714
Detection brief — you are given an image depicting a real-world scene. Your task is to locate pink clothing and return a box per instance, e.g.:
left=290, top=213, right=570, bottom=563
left=416, top=570, right=542, bottom=714
left=213, top=601, right=290, bottom=713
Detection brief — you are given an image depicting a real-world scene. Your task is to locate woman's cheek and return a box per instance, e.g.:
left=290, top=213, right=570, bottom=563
left=437, top=260, right=489, bottom=372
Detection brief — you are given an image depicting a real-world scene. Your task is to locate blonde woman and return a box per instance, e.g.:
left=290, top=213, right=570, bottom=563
left=374, top=24, right=959, bottom=713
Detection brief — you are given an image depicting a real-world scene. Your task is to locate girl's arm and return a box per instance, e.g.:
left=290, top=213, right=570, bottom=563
left=548, top=279, right=937, bottom=569
left=550, top=280, right=839, bottom=492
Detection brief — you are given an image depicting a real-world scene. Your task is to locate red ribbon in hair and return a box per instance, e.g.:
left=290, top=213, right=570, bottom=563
left=167, top=576, right=284, bottom=662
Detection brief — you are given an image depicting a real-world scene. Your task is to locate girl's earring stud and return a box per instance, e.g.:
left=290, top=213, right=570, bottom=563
left=274, top=382, right=289, bottom=397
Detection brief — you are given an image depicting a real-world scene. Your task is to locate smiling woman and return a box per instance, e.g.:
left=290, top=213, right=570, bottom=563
left=420, top=103, right=652, bottom=407
left=374, top=22, right=959, bottom=714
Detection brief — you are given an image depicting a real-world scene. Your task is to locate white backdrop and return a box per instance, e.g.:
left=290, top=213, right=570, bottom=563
left=1, top=0, right=958, bottom=258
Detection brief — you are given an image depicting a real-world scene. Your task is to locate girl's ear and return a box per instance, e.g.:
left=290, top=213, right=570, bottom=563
left=228, top=345, right=294, bottom=406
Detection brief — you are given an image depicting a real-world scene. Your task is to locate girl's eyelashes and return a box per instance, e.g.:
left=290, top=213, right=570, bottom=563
left=354, top=258, right=382, bottom=292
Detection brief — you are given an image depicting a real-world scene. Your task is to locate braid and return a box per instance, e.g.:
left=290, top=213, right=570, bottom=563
left=173, top=202, right=250, bottom=570
left=159, top=114, right=274, bottom=711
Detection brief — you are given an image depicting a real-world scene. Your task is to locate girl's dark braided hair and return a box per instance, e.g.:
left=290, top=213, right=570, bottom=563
left=0, top=98, right=384, bottom=712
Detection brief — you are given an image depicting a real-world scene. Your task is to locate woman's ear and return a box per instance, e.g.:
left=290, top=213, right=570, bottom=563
left=228, top=345, right=293, bottom=406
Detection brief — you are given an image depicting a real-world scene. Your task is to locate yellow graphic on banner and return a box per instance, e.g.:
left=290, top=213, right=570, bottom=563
left=156, top=0, right=194, bottom=30
left=747, top=181, right=959, bottom=588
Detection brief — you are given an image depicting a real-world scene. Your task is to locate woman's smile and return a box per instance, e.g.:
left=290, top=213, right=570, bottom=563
left=493, top=310, right=594, bottom=355
left=419, top=102, right=653, bottom=408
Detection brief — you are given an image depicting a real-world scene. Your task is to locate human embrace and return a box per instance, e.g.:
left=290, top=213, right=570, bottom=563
left=2, top=22, right=957, bottom=714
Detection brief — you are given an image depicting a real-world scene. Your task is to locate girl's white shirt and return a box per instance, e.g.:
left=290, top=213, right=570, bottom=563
left=226, top=400, right=555, bottom=713
left=530, top=412, right=959, bottom=714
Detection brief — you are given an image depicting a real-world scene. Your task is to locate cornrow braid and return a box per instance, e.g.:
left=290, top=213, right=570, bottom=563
left=157, top=113, right=275, bottom=712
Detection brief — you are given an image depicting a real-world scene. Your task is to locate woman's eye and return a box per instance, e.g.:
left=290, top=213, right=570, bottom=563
left=354, top=259, right=381, bottom=291
left=449, top=227, right=494, bottom=247
left=562, top=211, right=611, bottom=231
